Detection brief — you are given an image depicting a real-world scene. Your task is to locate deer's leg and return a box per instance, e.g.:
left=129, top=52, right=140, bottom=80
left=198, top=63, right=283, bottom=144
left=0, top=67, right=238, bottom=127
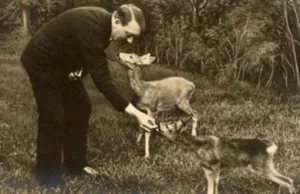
left=250, top=161, right=295, bottom=194
left=143, top=110, right=155, bottom=158
left=137, top=128, right=143, bottom=144
left=177, top=100, right=198, bottom=136
left=144, top=131, right=151, bottom=158
left=203, top=167, right=217, bottom=194
left=191, top=114, right=198, bottom=137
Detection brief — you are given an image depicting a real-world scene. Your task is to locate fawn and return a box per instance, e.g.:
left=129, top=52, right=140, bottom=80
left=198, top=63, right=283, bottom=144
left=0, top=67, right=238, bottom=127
left=118, top=52, right=198, bottom=158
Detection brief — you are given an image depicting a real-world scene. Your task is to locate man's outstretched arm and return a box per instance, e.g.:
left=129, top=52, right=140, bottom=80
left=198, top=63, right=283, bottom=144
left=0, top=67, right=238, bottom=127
left=79, top=28, right=157, bottom=130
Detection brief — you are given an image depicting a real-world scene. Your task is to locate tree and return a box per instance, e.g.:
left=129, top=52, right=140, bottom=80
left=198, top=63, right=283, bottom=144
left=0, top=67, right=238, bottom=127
left=187, top=0, right=207, bottom=26
left=0, top=0, right=34, bottom=35
left=21, top=0, right=31, bottom=35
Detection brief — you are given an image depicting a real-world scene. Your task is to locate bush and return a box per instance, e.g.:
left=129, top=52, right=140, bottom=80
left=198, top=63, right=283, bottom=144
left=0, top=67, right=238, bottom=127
left=1, top=0, right=300, bottom=90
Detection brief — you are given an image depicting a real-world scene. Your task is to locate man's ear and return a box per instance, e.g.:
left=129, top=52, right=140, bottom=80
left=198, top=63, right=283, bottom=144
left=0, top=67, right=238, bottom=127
left=115, top=18, right=121, bottom=25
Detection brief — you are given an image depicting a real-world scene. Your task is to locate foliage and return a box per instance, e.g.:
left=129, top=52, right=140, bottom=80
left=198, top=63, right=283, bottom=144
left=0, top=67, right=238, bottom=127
left=0, top=0, right=34, bottom=29
left=1, top=0, right=300, bottom=89
left=212, top=3, right=279, bottom=85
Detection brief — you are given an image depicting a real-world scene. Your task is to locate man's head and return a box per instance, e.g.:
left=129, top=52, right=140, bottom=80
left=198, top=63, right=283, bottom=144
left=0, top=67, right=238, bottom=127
left=111, top=4, right=146, bottom=45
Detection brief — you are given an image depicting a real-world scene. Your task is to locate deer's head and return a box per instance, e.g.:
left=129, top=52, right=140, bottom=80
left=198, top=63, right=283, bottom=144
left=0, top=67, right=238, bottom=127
left=118, top=53, right=156, bottom=69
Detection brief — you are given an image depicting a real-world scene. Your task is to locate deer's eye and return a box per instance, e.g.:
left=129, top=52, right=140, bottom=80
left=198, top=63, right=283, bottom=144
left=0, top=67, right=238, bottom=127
left=130, top=55, right=133, bottom=59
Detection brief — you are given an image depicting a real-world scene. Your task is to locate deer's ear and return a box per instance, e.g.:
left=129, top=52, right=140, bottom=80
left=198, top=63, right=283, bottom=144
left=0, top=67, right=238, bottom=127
left=141, top=53, right=151, bottom=58
left=140, top=54, right=156, bottom=65
left=149, top=56, right=156, bottom=64
left=140, top=53, right=150, bottom=64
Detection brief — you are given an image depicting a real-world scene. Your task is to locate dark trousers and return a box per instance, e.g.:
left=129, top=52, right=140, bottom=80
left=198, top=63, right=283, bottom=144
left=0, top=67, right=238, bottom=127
left=21, top=57, right=91, bottom=173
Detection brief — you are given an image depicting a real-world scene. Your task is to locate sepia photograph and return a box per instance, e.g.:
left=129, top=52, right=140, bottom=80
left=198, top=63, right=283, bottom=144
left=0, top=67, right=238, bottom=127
left=0, top=0, right=299, bottom=193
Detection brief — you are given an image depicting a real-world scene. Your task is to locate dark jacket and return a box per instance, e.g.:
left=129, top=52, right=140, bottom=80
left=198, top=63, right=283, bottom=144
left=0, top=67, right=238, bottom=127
left=21, top=7, right=129, bottom=112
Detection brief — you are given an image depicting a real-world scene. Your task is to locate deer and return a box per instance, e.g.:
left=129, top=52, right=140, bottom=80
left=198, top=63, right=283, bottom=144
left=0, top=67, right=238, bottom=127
left=118, top=52, right=198, bottom=158
left=164, top=117, right=296, bottom=194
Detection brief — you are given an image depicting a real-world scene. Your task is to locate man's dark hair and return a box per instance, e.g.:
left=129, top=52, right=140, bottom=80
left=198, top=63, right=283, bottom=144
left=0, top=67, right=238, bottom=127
left=115, top=4, right=146, bottom=32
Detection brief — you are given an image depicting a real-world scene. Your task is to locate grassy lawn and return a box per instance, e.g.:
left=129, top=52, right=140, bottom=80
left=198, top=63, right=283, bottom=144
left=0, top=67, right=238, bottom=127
left=0, top=35, right=299, bottom=194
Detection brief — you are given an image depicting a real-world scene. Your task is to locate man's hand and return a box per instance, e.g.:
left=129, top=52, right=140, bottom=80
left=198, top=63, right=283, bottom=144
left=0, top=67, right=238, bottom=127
left=125, top=103, right=157, bottom=132
left=136, top=112, right=157, bottom=132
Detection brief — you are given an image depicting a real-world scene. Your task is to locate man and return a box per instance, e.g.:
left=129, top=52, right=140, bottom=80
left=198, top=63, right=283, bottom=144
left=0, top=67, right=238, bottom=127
left=20, top=4, right=157, bottom=186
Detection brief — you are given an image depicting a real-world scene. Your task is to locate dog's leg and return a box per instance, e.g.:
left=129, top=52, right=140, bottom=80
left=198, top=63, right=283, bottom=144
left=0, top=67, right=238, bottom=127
left=250, top=162, right=295, bottom=194
left=266, top=165, right=295, bottom=194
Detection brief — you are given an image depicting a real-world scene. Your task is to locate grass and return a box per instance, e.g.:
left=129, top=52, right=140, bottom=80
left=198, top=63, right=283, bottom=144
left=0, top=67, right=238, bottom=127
left=0, top=34, right=300, bottom=194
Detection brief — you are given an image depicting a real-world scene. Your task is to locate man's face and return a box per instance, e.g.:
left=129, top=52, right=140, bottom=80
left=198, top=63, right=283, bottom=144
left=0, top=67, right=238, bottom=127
left=111, top=17, right=141, bottom=45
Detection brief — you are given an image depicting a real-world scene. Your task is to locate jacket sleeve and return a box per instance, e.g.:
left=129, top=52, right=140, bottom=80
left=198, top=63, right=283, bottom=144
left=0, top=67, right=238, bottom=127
left=79, top=28, right=129, bottom=112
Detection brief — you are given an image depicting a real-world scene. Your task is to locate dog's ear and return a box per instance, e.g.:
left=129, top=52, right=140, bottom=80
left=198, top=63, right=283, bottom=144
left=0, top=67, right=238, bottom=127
left=178, top=116, right=192, bottom=133
left=182, top=116, right=192, bottom=124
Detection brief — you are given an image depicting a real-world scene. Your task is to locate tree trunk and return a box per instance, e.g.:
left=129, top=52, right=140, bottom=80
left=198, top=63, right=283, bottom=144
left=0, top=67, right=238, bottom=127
left=284, top=0, right=300, bottom=88
left=179, top=37, right=184, bottom=68
left=192, top=6, right=198, bottom=27
left=46, top=0, right=51, bottom=12
left=160, top=49, right=164, bottom=64
left=180, top=53, right=189, bottom=69
left=266, top=62, right=274, bottom=87
left=155, top=45, right=160, bottom=63
left=188, top=0, right=207, bottom=27
left=282, top=63, right=289, bottom=88
left=257, top=65, right=264, bottom=88
left=236, top=63, right=243, bottom=81
left=166, top=50, right=170, bottom=66
left=22, top=5, right=30, bottom=36
left=175, top=37, right=178, bottom=67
